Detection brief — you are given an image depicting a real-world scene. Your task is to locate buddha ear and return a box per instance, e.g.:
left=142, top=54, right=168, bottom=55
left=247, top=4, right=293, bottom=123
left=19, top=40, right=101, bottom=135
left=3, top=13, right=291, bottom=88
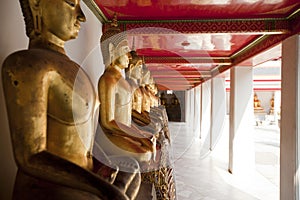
left=29, top=0, right=42, bottom=35
left=109, top=43, right=115, bottom=65
left=128, top=64, right=133, bottom=78
left=29, top=0, right=41, bottom=7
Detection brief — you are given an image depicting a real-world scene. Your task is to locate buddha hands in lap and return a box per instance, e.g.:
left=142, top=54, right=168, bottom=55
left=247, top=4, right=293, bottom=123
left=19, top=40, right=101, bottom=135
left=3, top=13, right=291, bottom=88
left=2, top=0, right=137, bottom=199
left=98, top=17, right=156, bottom=163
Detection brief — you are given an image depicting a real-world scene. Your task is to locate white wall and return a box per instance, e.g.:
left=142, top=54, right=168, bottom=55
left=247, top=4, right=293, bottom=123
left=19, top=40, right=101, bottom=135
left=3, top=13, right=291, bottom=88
left=0, top=1, right=103, bottom=199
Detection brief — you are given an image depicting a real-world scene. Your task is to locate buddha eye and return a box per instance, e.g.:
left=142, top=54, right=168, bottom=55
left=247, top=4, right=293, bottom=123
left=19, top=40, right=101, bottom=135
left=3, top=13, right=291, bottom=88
left=65, top=0, right=76, bottom=7
left=123, top=46, right=130, bottom=53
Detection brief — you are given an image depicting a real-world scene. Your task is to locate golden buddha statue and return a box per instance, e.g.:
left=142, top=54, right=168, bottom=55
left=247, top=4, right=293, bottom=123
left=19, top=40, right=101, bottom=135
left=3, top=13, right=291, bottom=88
left=2, top=0, right=139, bottom=199
left=140, top=68, right=152, bottom=115
left=125, top=51, right=159, bottom=134
left=139, top=70, right=176, bottom=200
left=269, top=94, right=275, bottom=114
left=97, top=15, right=156, bottom=163
left=125, top=51, right=144, bottom=120
left=141, top=66, right=167, bottom=135
left=125, top=53, right=176, bottom=200
left=147, top=79, right=160, bottom=108
left=254, top=93, right=264, bottom=112
left=141, top=71, right=171, bottom=143
left=140, top=66, right=159, bottom=122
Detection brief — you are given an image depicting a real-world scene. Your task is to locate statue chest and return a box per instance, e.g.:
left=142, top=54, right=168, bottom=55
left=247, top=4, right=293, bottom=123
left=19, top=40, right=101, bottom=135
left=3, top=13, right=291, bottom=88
left=114, top=78, right=132, bottom=126
left=47, top=65, right=95, bottom=125
left=132, top=88, right=143, bottom=113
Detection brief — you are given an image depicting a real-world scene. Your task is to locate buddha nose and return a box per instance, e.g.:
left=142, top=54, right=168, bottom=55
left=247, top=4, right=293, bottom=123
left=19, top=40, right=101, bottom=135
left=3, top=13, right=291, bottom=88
left=127, top=52, right=132, bottom=60
left=77, top=5, right=86, bottom=22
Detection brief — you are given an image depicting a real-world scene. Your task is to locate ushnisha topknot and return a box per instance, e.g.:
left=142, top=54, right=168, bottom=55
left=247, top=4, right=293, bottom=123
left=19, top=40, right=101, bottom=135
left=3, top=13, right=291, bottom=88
left=19, top=0, right=35, bottom=38
left=100, top=13, right=128, bottom=67
left=128, top=37, right=142, bottom=67
left=129, top=50, right=142, bottom=66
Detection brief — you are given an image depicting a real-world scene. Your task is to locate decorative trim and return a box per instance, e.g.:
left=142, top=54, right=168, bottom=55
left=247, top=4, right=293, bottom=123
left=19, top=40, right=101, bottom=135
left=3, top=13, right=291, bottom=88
left=83, top=0, right=108, bottom=22
left=119, top=19, right=290, bottom=34
left=210, top=34, right=288, bottom=77
left=290, top=9, right=300, bottom=33
left=232, top=34, right=287, bottom=66
left=144, top=56, right=231, bottom=65
left=211, top=65, right=231, bottom=76
left=231, top=35, right=268, bottom=59
left=287, top=8, right=300, bottom=20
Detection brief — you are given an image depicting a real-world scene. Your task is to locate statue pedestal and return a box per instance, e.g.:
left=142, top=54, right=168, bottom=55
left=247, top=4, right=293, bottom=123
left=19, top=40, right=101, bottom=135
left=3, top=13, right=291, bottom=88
left=254, top=109, right=266, bottom=126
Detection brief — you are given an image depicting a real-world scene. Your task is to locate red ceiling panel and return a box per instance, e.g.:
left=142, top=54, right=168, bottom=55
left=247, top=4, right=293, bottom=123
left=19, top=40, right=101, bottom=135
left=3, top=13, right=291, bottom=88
left=127, top=33, right=258, bottom=57
left=85, top=0, right=300, bottom=90
left=94, top=0, right=300, bottom=20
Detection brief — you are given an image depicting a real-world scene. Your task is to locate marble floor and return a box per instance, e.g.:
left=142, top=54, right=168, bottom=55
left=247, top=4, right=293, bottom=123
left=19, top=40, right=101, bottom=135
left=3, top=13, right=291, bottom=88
left=169, top=119, right=279, bottom=200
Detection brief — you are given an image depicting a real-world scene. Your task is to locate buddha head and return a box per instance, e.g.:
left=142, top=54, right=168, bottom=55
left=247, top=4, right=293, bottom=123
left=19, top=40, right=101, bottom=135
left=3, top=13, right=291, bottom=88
left=126, top=50, right=143, bottom=80
left=148, top=79, right=158, bottom=95
left=100, top=14, right=130, bottom=68
left=19, top=0, right=86, bottom=47
left=141, top=65, right=151, bottom=86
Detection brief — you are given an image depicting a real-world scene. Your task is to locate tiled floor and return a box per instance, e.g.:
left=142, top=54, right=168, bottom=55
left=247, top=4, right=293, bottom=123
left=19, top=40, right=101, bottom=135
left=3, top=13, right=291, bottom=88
left=169, top=119, right=279, bottom=200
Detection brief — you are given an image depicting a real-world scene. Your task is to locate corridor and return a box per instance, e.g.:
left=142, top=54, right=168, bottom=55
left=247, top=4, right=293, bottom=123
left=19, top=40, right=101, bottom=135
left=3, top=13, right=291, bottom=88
left=170, top=118, right=279, bottom=200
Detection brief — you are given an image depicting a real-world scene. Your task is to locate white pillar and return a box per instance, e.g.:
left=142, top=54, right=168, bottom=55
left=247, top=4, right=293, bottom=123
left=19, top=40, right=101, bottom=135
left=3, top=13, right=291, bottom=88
left=190, top=88, right=195, bottom=128
left=200, top=84, right=203, bottom=139
left=185, top=89, right=193, bottom=126
left=210, top=77, right=226, bottom=150
left=280, top=35, right=300, bottom=200
left=193, top=86, right=201, bottom=138
left=228, top=66, right=255, bottom=174
left=200, top=80, right=212, bottom=157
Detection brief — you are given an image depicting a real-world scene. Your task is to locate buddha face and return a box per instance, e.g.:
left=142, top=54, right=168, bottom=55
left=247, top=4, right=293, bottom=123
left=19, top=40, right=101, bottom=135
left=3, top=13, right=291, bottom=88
left=130, top=61, right=143, bottom=80
left=113, top=40, right=131, bottom=69
left=141, top=70, right=151, bottom=85
left=149, top=83, right=158, bottom=95
left=38, top=0, right=86, bottom=42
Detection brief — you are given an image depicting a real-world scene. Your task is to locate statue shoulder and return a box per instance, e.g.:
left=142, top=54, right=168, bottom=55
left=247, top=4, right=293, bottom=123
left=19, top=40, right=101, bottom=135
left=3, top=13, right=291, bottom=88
left=99, top=68, right=121, bottom=85
left=2, top=49, right=73, bottom=79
